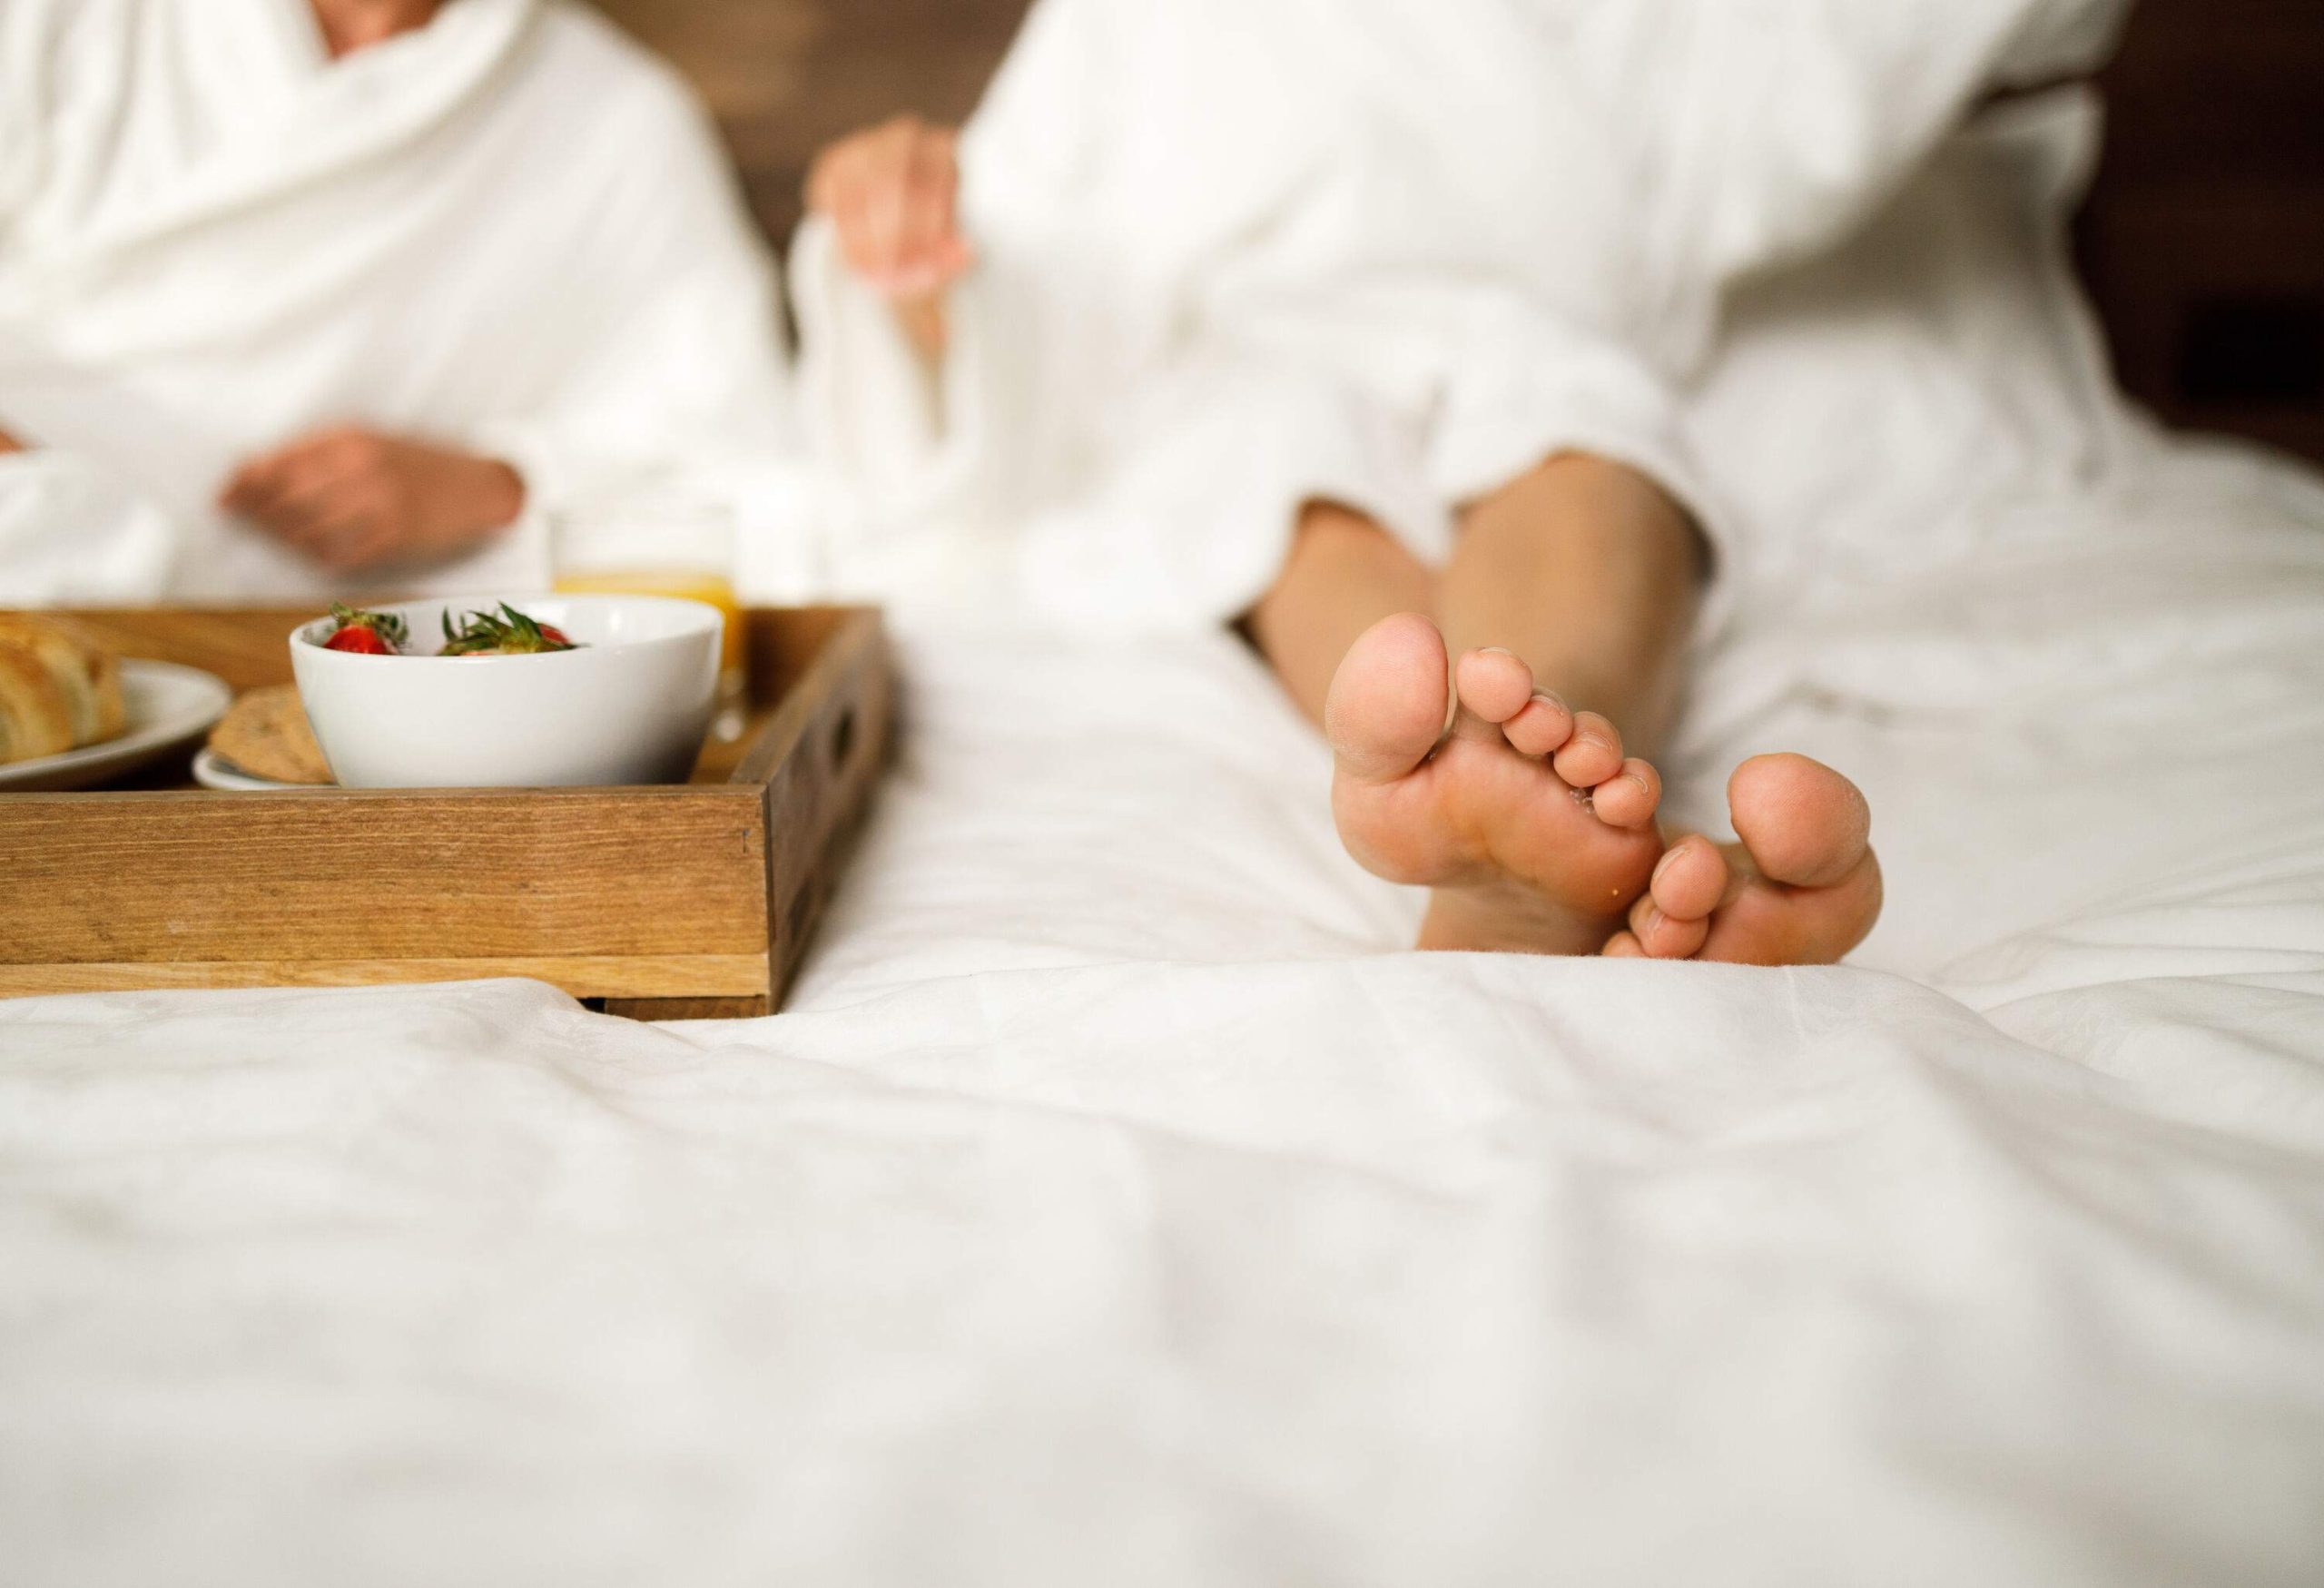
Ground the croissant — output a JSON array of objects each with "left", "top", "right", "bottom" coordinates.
[{"left": 0, "top": 615, "right": 126, "bottom": 765}]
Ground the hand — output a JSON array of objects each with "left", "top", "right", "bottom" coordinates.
[
  {"left": 806, "top": 115, "right": 970, "bottom": 360},
  {"left": 219, "top": 426, "right": 524, "bottom": 573}
]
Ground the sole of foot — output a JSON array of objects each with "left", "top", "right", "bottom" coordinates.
[
  {"left": 1325, "top": 612, "right": 1667, "bottom": 956},
  {"left": 1603, "top": 752, "right": 1882, "bottom": 965}
]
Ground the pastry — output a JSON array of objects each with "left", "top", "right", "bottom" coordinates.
[
  {"left": 207, "top": 684, "right": 334, "bottom": 784},
  {"left": 0, "top": 645, "right": 74, "bottom": 764},
  {"left": 0, "top": 613, "right": 124, "bottom": 764}
]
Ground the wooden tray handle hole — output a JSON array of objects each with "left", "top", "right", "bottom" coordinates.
[{"left": 828, "top": 705, "right": 857, "bottom": 773}]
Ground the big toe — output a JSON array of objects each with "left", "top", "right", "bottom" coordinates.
[
  {"left": 1703, "top": 754, "right": 1883, "bottom": 966},
  {"left": 1727, "top": 753, "right": 1871, "bottom": 887},
  {"left": 1324, "top": 612, "right": 1449, "bottom": 784}
]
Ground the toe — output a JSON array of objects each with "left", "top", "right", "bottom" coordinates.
[
  {"left": 1649, "top": 833, "right": 1727, "bottom": 921},
  {"left": 1601, "top": 930, "right": 1647, "bottom": 958},
  {"left": 1501, "top": 691, "right": 1575, "bottom": 757},
  {"left": 1324, "top": 613, "right": 1451, "bottom": 784},
  {"left": 1697, "top": 755, "right": 1885, "bottom": 966},
  {"left": 1452, "top": 647, "right": 1536, "bottom": 733},
  {"left": 1698, "top": 849, "right": 1884, "bottom": 966},
  {"left": 1590, "top": 756, "right": 1660, "bottom": 829},
  {"left": 1627, "top": 892, "right": 1710, "bottom": 959},
  {"left": 1551, "top": 711, "right": 1624, "bottom": 787},
  {"left": 1727, "top": 753, "right": 1871, "bottom": 887}
]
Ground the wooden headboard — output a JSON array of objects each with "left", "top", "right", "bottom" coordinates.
[
  {"left": 594, "top": 0, "right": 2324, "bottom": 466},
  {"left": 2075, "top": 0, "right": 2324, "bottom": 463}
]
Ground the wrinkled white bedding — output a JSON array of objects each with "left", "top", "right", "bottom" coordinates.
[
  {"left": 8, "top": 490, "right": 2324, "bottom": 1583},
  {"left": 10, "top": 102, "right": 2324, "bottom": 1588}
]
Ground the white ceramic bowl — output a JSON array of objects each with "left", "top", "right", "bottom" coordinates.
[{"left": 289, "top": 594, "right": 723, "bottom": 788}]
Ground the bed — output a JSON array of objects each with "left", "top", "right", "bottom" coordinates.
[
  {"left": 5, "top": 8, "right": 2324, "bottom": 1586},
  {"left": 8, "top": 581, "right": 2324, "bottom": 1583}
]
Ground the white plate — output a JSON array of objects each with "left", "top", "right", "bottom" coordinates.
[
  {"left": 0, "top": 659, "right": 233, "bottom": 792},
  {"left": 190, "top": 745, "right": 329, "bottom": 792}
]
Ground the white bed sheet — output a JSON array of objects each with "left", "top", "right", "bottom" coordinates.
[{"left": 7, "top": 449, "right": 2324, "bottom": 1583}]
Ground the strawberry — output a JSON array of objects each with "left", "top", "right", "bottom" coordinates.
[
  {"left": 438, "top": 603, "right": 580, "bottom": 656},
  {"left": 322, "top": 603, "right": 406, "bottom": 656},
  {"left": 324, "top": 625, "right": 395, "bottom": 655}
]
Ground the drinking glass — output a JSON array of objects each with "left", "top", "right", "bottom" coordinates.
[{"left": 552, "top": 491, "right": 748, "bottom": 737}]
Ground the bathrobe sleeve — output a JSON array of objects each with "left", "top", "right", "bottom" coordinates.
[
  {"left": 0, "top": 455, "right": 178, "bottom": 605},
  {"left": 0, "top": 7, "right": 159, "bottom": 601},
  {"left": 788, "top": 0, "right": 1117, "bottom": 535},
  {"left": 462, "top": 60, "right": 793, "bottom": 585},
  {"left": 793, "top": 212, "right": 1448, "bottom": 634},
  {"left": 0, "top": 3, "right": 49, "bottom": 239}
]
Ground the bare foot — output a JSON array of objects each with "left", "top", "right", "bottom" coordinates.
[
  {"left": 1327, "top": 613, "right": 1666, "bottom": 954},
  {"left": 1604, "top": 753, "right": 1882, "bottom": 964}
]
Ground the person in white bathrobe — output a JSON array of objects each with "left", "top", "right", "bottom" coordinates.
[
  {"left": 793, "top": 0, "right": 2129, "bottom": 968},
  {"left": 0, "top": 0, "right": 791, "bottom": 603}
]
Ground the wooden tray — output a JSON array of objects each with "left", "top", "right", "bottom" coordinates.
[{"left": 0, "top": 606, "right": 893, "bottom": 1019}]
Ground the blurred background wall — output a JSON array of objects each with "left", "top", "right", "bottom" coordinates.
[{"left": 591, "top": 0, "right": 2324, "bottom": 465}]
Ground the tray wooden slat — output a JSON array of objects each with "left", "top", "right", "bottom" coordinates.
[
  {"left": 0, "top": 956, "right": 769, "bottom": 1001},
  {"left": 0, "top": 788, "right": 769, "bottom": 960},
  {"left": 0, "top": 605, "right": 892, "bottom": 1016}
]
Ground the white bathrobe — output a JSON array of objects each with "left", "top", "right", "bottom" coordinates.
[
  {"left": 0, "top": 0, "right": 792, "bottom": 604},
  {"left": 792, "top": 0, "right": 2129, "bottom": 634}
]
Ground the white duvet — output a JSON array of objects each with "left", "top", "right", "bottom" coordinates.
[
  {"left": 7, "top": 74, "right": 2324, "bottom": 1588},
  {"left": 7, "top": 459, "right": 2324, "bottom": 1583},
  {"left": 6, "top": 578, "right": 2324, "bottom": 1586}
]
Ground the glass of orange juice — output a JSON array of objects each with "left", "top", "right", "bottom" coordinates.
[{"left": 553, "top": 492, "right": 748, "bottom": 738}]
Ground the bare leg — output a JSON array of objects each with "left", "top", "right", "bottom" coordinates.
[
  {"left": 1437, "top": 453, "right": 1702, "bottom": 754},
  {"left": 1246, "top": 499, "right": 1436, "bottom": 727},
  {"left": 1249, "top": 459, "right": 1699, "bottom": 740}
]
